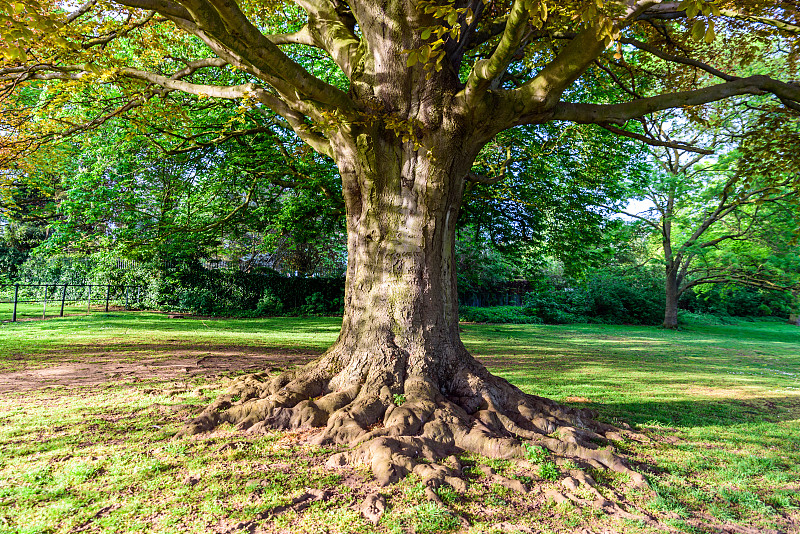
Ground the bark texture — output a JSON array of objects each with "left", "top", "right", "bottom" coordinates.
[
  {"left": 182, "top": 0, "right": 648, "bottom": 502},
  {"left": 664, "top": 265, "right": 680, "bottom": 329}
]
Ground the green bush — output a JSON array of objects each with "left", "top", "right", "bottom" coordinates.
[
  {"left": 172, "top": 268, "right": 344, "bottom": 316},
  {"left": 581, "top": 269, "right": 664, "bottom": 325},
  {"left": 254, "top": 288, "right": 284, "bottom": 316},
  {"left": 0, "top": 245, "right": 27, "bottom": 282},
  {"left": 679, "top": 285, "right": 792, "bottom": 319},
  {"left": 299, "top": 291, "right": 326, "bottom": 316},
  {"left": 521, "top": 268, "right": 664, "bottom": 325},
  {"left": 522, "top": 290, "right": 586, "bottom": 324},
  {"left": 13, "top": 252, "right": 346, "bottom": 316}
]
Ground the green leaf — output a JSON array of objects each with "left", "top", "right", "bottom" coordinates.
[
  {"left": 420, "top": 44, "right": 431, "bottom": 61},
  {"left": 704, "top": 20, "right": 716, "bottom": 43},
  {"left": 406, "top": 50, "right": 418, "bottom": 68},
  {"left": 691, "top": 19, "right": 705, "bottom": 41}
]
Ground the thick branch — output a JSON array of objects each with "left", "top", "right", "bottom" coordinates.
[
  {"left": 251, "top": 91, "right": 333, "bottom": 158},
  {"left": 720, "top": 8, "right": 800, "bottom": 35},
  {"left": 110, "top": 0, "right": 192, "bottom": 23},
  {"left": 114, "top": 0, "right": 355, "bottom": 116},
  {"left": 619, "top": 36, "right": 736, "bottom": 82},
  {"left": 119, "top": 67, "right": 257, "bottom": 99},
  {"left": 65, "top": 0, "right": 98, "bottom": 23},
  {"left": 268, "top": 26, "right": 317, "bottom": 47},
  {"left": 507, "top": 21, "right": 609, "bottom": 118},
  {"left": 466, "top": 172, "right": 503, "bottom": 185},
  {"left": 294, "top": 1, "right": 362, "bottom": 78},
  {"left": 550, "top": 76, "right": 800, "bottom": 125},
  {"left": 465, "top": 0, "right": 531, "bottom": 103},
  {"left": 167, "top": 57, "right": 228, "bottom": 79},
  {"left": 641, "top": 4, "right": 800, "bottom": 34},
  {"left": 598, "top": 124, "right": 713, "bottom": 154}
]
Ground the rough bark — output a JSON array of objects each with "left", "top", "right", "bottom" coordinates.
[{"left": 664, "top": 265, "right": 680, "bottom": 329}]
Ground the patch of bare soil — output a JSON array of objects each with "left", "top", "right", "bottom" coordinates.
[{"left": 0, "top": 343, "right": 320, "bottom": 393}]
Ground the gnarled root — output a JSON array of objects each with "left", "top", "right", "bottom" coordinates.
[{"left": 182, "top": 352, "right": 648, "bottom": 500}]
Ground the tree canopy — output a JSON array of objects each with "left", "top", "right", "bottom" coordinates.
[{"left": 2, "top": 0, "right": 799, "bottom": 161}]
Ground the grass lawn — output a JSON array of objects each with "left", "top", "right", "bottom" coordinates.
[
  {"left": 0, "top": 312, "right": 797, "bottom": 533},
  {"left": 0, "top": 303, "right": 103, "bottom": 322},
  {"left": 0, "top": 303, "right": 143, "bottom": 322}
]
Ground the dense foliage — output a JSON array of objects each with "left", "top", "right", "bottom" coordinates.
[{"left": 1, "top": 0, "right": 798, "bottom": 326}]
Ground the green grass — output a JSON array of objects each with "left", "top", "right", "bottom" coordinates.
[
  {"left": 0, "top": 313, "right": 798, "bottom": 533},
  {"left": 0, "top": 303, "right": 105, "bottom": 322},
  {"left": 0, "top": 312, "right": 339, "bottom": 372}
]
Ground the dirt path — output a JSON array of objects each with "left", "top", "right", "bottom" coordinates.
[{"left": 0, "top": 343, "right": 320, "bottom": 393}]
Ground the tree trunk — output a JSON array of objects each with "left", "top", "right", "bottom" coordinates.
[
  {"left": 664, "top": 266, "right": 680, "bottom": 329},
  {"left": 181, "top": 126, "right": 646, "bottom": 490},
  {"left": 327, "top": 129, "right": 471, "bottom": 398}
]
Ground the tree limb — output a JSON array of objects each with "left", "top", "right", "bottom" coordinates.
[
  {"left": 112, "top": 0, "right": 356, "bottom": 116},
  {"left": 618, "top": 36, "right": 736, "bottom": 82},
  {"left": 549, "top": 76, "right": 800, "bottom": 125},
  {"left": 598, "top": 123, "right": 713, "bottom": 154},
  {"left": 465, "top": 0, "right": 531, "bottom": 104},
  {"left": 293, "top": 1, "right": 362, "bottom": 78}
]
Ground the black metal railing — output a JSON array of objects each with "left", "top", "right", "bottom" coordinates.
[{"left": 1, "top": 284, "right": 144, "bottom": 322}]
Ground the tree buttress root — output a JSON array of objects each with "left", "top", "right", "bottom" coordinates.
[{"left": 181, "top": 351, "right": 662, "bottom": 526}]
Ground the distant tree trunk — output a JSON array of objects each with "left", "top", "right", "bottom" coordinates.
[{"left": 664, "top": 265, "right": 680, "bottom": 329}]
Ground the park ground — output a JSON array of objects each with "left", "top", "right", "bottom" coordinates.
[{"left": 0, "top": 313, "right": 798, "bottom": 534}]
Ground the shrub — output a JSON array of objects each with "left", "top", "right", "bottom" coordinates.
[
  {"left": 254, "top": 289, "right": 284, "bottom": 316},
  {"left": 522, "top": 289, "right": 587, "bottom": 324},
  {"left": 581, "top": 269, "right": 664, "bottom": 325},
  {"left": 680, "top": 285, "right": 792, "bottom": 318},
  {"left": 179, "top": 288, "right": 217, "bottom": 315},
  {"left": 0, "top": 245, "right": 27, "bottom": 281},
  {"left": 522, "top": 268, "right": 664, "bottom": 325},
  {"left": 299, "top": 291, "right": 326, "bottom": 316}
]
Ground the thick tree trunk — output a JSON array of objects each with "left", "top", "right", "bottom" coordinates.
[
  {"left": 326, "top": 130, "right": 470, "bottom": 396},
  {"left": 180, "top": 13, "right": 647, "bottom": 489},
  {"left": 181, "top": 127, "right": 646, "bottom": 493},
  {"left": 664, "top": 266, "right": 680, "bottom": 329}
]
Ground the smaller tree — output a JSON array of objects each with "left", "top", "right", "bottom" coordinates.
[{"left": 620, "top": 119, "right": 800, "bottom": 328}]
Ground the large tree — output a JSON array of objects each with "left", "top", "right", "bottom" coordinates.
[{"left": 3, "top": 0, "right": 800, "bottom": 492}]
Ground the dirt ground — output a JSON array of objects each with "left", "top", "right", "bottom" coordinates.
[{"left": 0, "top": 342, "right": 320, "bottom": 393}]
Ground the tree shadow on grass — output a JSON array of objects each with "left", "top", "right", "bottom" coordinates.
[
  {"left": 11, "top": 312, "right": 343, "bottom": 333},
  {"left": 595, "top": 396, "right": 800, "bottom": 428}
]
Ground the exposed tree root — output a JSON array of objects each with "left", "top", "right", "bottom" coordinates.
[
  {"left": 181, "top": 349, "right": 663, "bottom": 526},
  {"left": 185, "top": 355, "right": 642, "bottom": 465}
]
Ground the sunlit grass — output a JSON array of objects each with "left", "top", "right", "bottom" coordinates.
[{"left": 0, "top": 314, "right": 798, "bottom": 532}]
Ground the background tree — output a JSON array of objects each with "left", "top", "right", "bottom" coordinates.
[
  {"left": 461, "top": 121, "right": 649, "bottom": 273},
  {"left": 2, "top": 0, "right": 800, "bottom": 492},
  {"left": 619, "top": 112, "right": 800, "bottom": 328}
]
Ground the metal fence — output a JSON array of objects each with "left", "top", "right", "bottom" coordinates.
[{"left": 1, "top": 284, "right": 144, "bottom": 322}]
